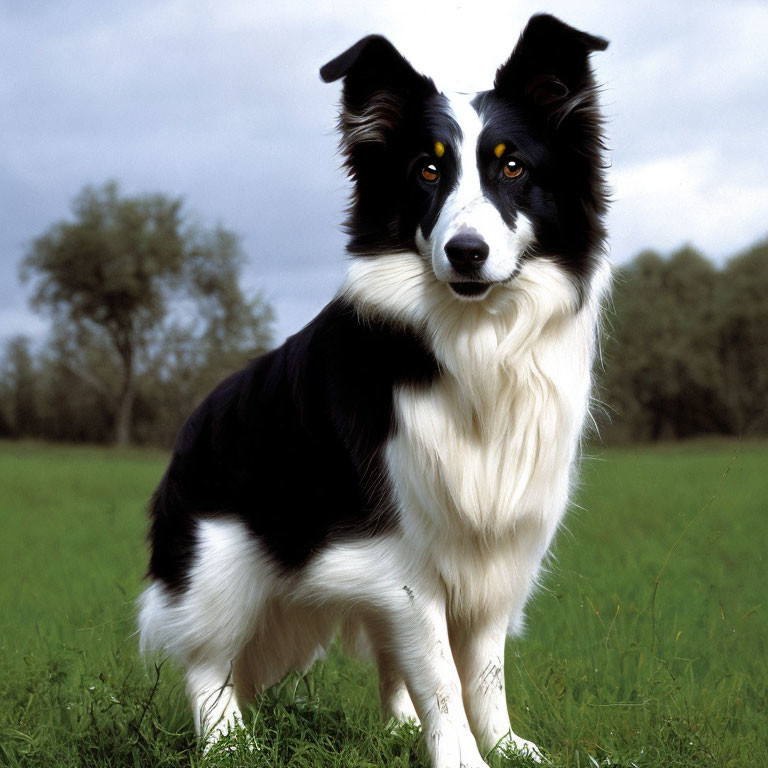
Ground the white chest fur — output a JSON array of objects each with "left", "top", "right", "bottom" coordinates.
[{"left": 344, "top": 254, "right": 607, "bottom": 619}]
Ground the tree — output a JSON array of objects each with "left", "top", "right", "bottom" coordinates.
[
  {"left": 35, "top": 329, "right": 116, "bottom": 443},
  {"left": 21, "top": 181, "right": 273, "bottom": 445},
  {"left": 601, "top": 246, "right": 726, "bottom": 441},
  {"left": 0, "top": 336, "right": 40, "bottom": 438},
  {"left": 717, "top": 238, "right": 768, "bottom": 435}
]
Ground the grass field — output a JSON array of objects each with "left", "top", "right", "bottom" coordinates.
[{"left": 0, "top": 440, "right": 765, "bottom": 767}]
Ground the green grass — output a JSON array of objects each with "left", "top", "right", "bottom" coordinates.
[{"left": 0, "top": 439, "right": 765, "bottom": 766}]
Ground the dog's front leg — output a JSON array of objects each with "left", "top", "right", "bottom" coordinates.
[
  {"left": 370, "top": 588, "right": 490, "bottom": 768},
  {"left": 450, "top": 615, "right": 542, "bottom": 762}
]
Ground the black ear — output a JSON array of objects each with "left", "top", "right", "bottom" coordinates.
[
  {"left": 320, "top": 35, "right": 412, "bottom": 85},
  {"left": 320, "top": 34, "right": 434, "bottom": 96},
  {"left": 494, "top": 14, "right": 608, "bottom": 124},
  {"left": 320, "top": 35, "right": 436, "bottom": 147}
]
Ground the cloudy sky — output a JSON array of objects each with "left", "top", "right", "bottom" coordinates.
[{"left": 2, "top": 0, "right": 767, "bottom": 345}]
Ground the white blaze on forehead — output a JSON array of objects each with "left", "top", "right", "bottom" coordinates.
[
  {"left": 422, "top": 93, "right": 534, "bottom": 286},
  {"left": 446, "top": 92, "right": 486, "bottom": 207}
]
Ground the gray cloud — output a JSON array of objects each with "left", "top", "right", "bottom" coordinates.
[{"left": 2, "top": 0, "right": 767, "bottom": 346}]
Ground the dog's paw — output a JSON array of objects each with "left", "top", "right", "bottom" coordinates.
[
  {"left": 498, "top": 733, "right": 544, "bottom": 763},
  {"left": 429, "top": 729, "right": 491, "bottom": 768}
]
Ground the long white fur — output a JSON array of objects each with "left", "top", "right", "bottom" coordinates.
[{"left": 138, "top": 91, "right": 610, "bottom": 768}]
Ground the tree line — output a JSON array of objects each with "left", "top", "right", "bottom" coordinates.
[
  {"left": 599, "top": 240, "right": 768, "bottom": 442},
  {"left": 0, "top": 182, "right": 766, "bottom": 445}
]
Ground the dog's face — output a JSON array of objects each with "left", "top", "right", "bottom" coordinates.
[{"left": 321, "top": 14, "right": 608, "bottom": 302}]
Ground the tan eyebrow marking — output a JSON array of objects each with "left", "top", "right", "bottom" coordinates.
[
  {"left": 434, "top": 141, "right": 445, "bottom": 158},
  {"left": 494, "top": 143, "right": 506, "bottom": 158}
]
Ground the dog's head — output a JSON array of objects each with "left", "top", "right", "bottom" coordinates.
[{"left": 321, "top": 14, "right": 609, "bottom": 304}]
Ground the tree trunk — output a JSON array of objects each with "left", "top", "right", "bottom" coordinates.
[
  {"left": 114, "top": 345, "right": 135, "bottom": 446},
  {"left": 114, "top": 384, "right": 135, "bottom": 446}
]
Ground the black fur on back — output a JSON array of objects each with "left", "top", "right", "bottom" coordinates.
[{"left": 147, "top": 298, "right": 437, "bottom": 592}]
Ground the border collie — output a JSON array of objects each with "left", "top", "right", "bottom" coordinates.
[{"left": 139, "top": 14, "right": 609, "bottom": 767}]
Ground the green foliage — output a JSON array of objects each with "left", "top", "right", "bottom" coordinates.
[
  {"left": 0, "top": 336, "right": 40, "bottom": 438},
  {"left": 716, "top": 239, "right": 768, "bottom": 435},
  {"left": 22, "top": 182, "right": 186, "bottom": 337},
  {"left": 600, "top": 238, "right": 768, "bottom": 442},
  {"left": 10, "top": 181, "right": 273, "bottom": 446},
  {"left": 0, "top": 441, "right": 766, "bottom": 766}
]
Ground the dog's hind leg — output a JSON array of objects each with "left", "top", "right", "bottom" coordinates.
[
  {"left": 231, "top": 601, "right": 336, "bottom": 705},
  {"left": 186, "top": 660, "right": 243, "bottom": 747},
  {"left": 342, "top": 614, "right": 420, "bottom": 725},
  {"left": 375, "top": 644, "right": 421, "bottom": 726},
  {"left": 140, "top": 518, "right": 281, "bottom": 748}
]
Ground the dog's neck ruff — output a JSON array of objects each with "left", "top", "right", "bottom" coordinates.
[
  {"left": 344, "top": 254, "right": 607, "bottom": 532},
  {"left": 342, "top": 251, "right": 594, "bottom": 379}
]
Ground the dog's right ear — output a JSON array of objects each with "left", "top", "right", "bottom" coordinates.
[
  {"left": 494, "top": 14, "right": 608, "bottom": 126},
  {"left": 320, "top": 36, "right": 436, "bottom": 147}
]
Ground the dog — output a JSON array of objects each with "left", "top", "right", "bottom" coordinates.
[{"left": 138, "top": 13, "right": 609, "bottom": 767}]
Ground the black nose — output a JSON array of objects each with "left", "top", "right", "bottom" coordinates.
[{"left": 444, "top": 233, "right": 489, "bottom": 275}]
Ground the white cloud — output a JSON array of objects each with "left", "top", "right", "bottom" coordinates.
[{"left": 611, "top": 148, "right": 768, "bottom": 261}]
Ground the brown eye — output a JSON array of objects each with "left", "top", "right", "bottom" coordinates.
[
  {"left": 421, "top": 163, "right": 439, "bottom": 183},
  {"left": 503, "top": 160, "right": 523, "bottom": 179}
]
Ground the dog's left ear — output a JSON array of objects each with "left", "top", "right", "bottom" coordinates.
[
  {"left": 320, "top": 36, "right": 436, "bottom": 148},
  {"left": 320, "top": 34, "right": 435, "bottom": 102},
  {"left": 494, "top": 14, "right": 608, "bottom": 124}
]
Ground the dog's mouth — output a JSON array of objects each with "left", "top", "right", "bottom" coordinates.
[
  {"left": 448, "top": 268, "right": 521, "bottom": 300},
  {"left": 449, "top": 282, "right": 492, "bottom": 299}
]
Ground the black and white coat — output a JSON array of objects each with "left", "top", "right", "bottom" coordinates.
[{"left": 139, "top": 14, "right": 610, "bottom": 768}]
